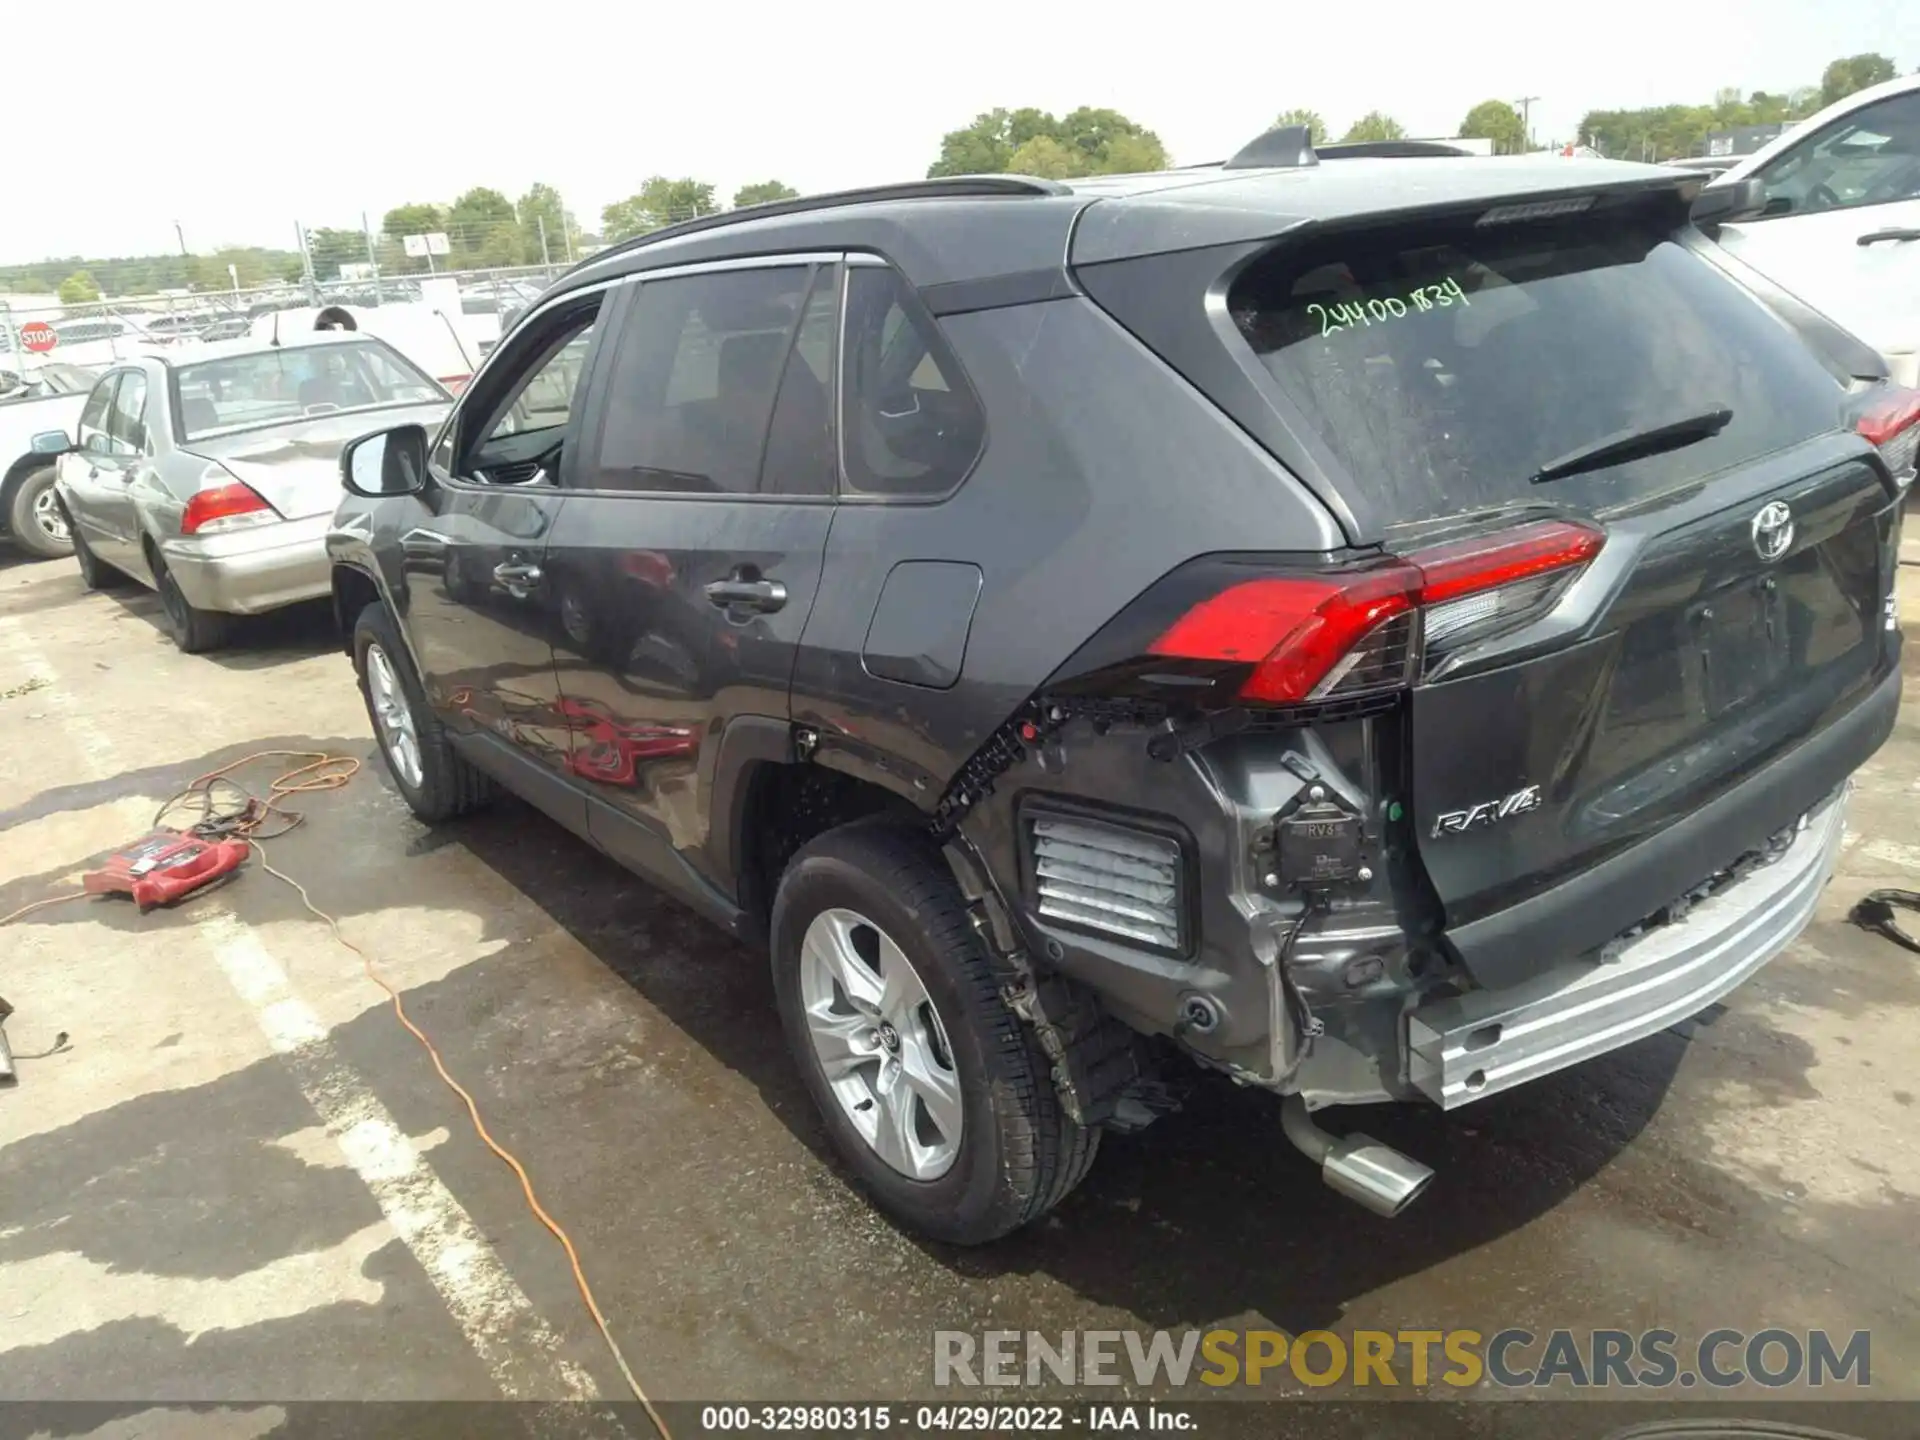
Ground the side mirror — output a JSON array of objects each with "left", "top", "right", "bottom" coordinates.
[
  {"left": 28, "top": 430, "right": 72, "bottom": 456},
  {"left": 341, "top": 423, "right": 429, "bottom": 498},
  {"left": 1691, "top": 177, "right": 1767, "bottom": 228}
]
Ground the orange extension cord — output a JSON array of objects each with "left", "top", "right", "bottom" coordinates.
[{"left": 2, "top": 751, "right": 671, "bottom": 1438}]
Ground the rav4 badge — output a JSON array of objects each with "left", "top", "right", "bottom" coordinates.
[{"left": 1433, "top": 785, "right": 1543, "bottom": 838}]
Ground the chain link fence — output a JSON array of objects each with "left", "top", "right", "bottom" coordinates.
[{"left": 0, "top": 205, "right": 734, "bottom": 388}]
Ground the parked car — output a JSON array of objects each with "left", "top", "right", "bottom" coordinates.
[
  {"left": 0, "top": 362, "right": 100, "bottom": 557},
  {"left": 1709, "top": 73, "right": 1920, "bottom": 387},
  {"left": 196, "top": 315, "right": 254, "bottom": 343},
  {"left": 327, "top": 145, "right": 1912, "bottom": 1245},
  {"left": 142, "top": 311, "right": 214, "bottom": 341},
  {"left": 248, "top": 302, "right": 492, "bottom": 393},
  {"left": 45, "top": 332, "right": 447, "bottom": 649}
]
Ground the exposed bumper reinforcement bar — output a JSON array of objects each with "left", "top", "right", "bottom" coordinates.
[{"left": 1408, "top": 786, "right": 1847, "bottom": 1109}]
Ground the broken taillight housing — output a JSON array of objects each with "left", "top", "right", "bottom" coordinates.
[
  {"left": 1859, "top": 385, "right": 1920, "bottom": 486},
  {"left": 1056, "top": 519, "right": 1605, "bottom": 708}
]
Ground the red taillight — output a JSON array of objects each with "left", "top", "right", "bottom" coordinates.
[
  {"left": 181, "top": 482, "right": 275, "bottom": 536},
  {"left": 1150, "top": 568, "right": 1418, "bottom": 703},
  {"left": 1414, "top": 520, "right": 1606, "bottom": 605},
  {"left": 1146, "top": 519, "right": 1603, "bottom": 704},
  {"left": 1859, "top": 386, "right": 1920, "bottom": 480}
]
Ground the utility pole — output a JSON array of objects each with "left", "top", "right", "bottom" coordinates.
[
  {"left": 363, "top": 211, "right": 383, "bottom": 305},
  {"left": 1513, "top": 96, "right": 1541, "bottom": 150},
  {"left": 295, "top": 221, "right": 317, "bottom": 302},
  {"left": 538, "top": 214, "right": 551, "bottom": 268}
]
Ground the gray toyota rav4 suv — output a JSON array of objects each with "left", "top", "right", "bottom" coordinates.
[{"left": 328, "top": 130, "right": 1913, "bottom": 1244}]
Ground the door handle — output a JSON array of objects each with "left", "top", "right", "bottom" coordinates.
[
  {"left": 493, "top": 561, "right": 543, "bottom": 587},
  {"left": 1857, "top": 227, "right": 1920, "bottom": 246},
  {"left": 704, "top": 578, "right": 788, "bottom": 612}
]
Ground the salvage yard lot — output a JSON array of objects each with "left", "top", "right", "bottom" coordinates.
[{"left": 2, "top": 547, "right": 1919, "bottom": 1410}]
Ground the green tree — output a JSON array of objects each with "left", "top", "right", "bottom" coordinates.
[
  {"left": 927, "top": 106, "right": 1167, "bottom": 178},
  {"left": 1577, "top": 102, "right": 1718, "bottom": 161},
  {"left": 1821, "top": 53, "right": 1896, "bottom": 107},
  {"left": 1057, "top": 106, "right": 1167, "bottom": 169},
  {"left": 1007, "top": 135, "right": 1081, "bottom": 178},
  {"left": 381, "top": 202, "right": 446, "bottom": 241},
  {"left": 516, "top": 183, "right": 571, "bottom": 264},
  {"left": 1459, "top": 100, "right": 1529, "bottom": 154},
  {"left": 1341, "top": 111, "right": 1407, "bottom": 143},
  {"left": 57, "top": 270, "right": 100, "bottom": 304},
  {"left": 445, "top": 187, "right": 519, "bottom": 266},
  {"left": 927, "top": 107, "right": 1055, "bottom": 176},
  {"left": 733, "top": 180, "right": 800, "bottom": 208},
  {"left": 601, "top": 178, "right": 718, "bottom": 242},
  {"left": 303, "top": 227, "right": 367, "bottom": 280},
  {"left": 1273, "top": 108, "right": 1328, "bottom": 145}
]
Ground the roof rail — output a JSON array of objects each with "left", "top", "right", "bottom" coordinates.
[
  {"left": 564, "top": 175, "right": 1070, "bottom": 277},
  {"left": 1218, "top": 129, "right": 1479, "bottom": 171},
  {"left": 1223, "top": 125, "right": 1318, "bottom": 170},
  {"left": 1317, "top": 139, "right": 1477, "bottom": 159}
]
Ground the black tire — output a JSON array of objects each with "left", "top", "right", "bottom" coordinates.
[
  {"left": 69, "top": 515, "right": 121, "bottom": 591},
  {"left": 7, "top": 466, "right": 73, "bottom": 559},
  {"left": 352, "top": 601, "right": 493, "bottom": 823},
  {"left": 151, "top": 549, "right": 232, "bottom": 653},
  {"left": 771, "top": 821, "right": 1099, "bottom": 1245}
]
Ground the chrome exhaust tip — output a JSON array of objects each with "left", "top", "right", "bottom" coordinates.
[{"left": 1281, "top": 1096, "right": 1434, "bottom": 1217}]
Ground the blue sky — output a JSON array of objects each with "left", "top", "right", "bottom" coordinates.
[{"left": 3, "top": 0, "right": 1915, "bottom": 262}]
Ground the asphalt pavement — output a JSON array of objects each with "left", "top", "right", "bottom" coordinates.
[{"left": 2, "top": 543, "right": 1918, "bottom": 1431}]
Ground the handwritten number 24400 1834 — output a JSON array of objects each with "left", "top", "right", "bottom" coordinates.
[{"left": 1308, "top": 277, "right": 1470, "bottom": 337}]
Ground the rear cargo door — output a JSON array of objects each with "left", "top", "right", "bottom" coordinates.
[{"left": 1226, "top": 201, "right": 1901, "bottom": 975}]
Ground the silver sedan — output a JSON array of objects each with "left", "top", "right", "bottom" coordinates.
[{"left": 47, "top": 332, "right": 449, "bottom": 652}]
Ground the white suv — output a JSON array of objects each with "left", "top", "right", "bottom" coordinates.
[{"left": 1711, "top": 74, "right": 1920, "bottom": 388}]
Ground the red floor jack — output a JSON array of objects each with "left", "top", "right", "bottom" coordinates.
[{"left": 84, "top": 829, "right": 250, "bottom": 911}]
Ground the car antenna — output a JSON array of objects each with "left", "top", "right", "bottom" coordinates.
[
  {"left": 432, "top": 308, "right": 476, "bottom": 373},
  {"left": 270, "top": 308, "right": 281, "bottom": 348}
]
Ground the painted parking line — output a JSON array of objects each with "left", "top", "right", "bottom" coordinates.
[{"left": 0, "top": 614, "right": 594, "bottom": 1400}]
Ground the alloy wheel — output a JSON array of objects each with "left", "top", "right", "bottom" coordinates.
[
  {"left": 798, "top": 907, "right": 964, "bottom": 1180},
  {"left": 365, "top": 642, "right": 425, "bottom": 789},
  {"left": 32, "top": 486, "right": 69, "bottom": 545}
]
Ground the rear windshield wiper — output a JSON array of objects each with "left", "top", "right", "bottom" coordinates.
[{"left": 1530, "top": 406, "right": 1734, "bottom": 485}]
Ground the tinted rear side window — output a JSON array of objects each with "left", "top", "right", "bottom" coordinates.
[
  {"left": 586, "top": 266, "right": 814, "bottom": 495},
  {"left": 1229, "top": 212, "right": 1844, "bottom": 523},
  {"left": 841, "top": 267, "right": 984, "bottom": 498}
]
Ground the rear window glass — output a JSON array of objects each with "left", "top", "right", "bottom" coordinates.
[
  {"left": 1229, "top": 211, "right": 1844, "bottom": 523},
  {"left": 174, "top": 341, "right": 441, "bottom": 438}
]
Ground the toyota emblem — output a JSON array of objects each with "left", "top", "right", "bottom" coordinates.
[{"left": 1751, "top": 500, "right": 1794, "bottom": 562}]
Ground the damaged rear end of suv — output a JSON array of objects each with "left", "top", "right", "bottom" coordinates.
[
  {"left": 934, "top": 145, "right": 1910, "bottom": 1225},
  {"left": 333, "top": 139, "right": 1911, "bottom": 1246}
]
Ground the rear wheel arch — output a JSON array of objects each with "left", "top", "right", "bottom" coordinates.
[{"left": 728, "top": 753, "right": 921, "bottom": 942}]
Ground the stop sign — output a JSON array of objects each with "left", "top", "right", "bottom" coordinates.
[{"left": 20, "top": 321, "right": 56, "bottom": 353}]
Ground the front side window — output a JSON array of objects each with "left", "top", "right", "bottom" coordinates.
[
  {"left": 482, "top": 311, "right": 599, "bottom": 443},
  {"left": 105, "top": 372, "right": 148, "bottom": 455},
  {"left": 172, "top": 340, "right": 442, "bottom": 439},
  {"left": 76, "top": 376, "right": 117, "bottom": 453},
  {"left": 1755, "top": 91, "right": 1920, "bottom": 216},
  {"left": 580, "top": 265, "right": 819, "bottom": 495},
  {"left": 840, "top": 267, "right": 984, "bottom": 498}
]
